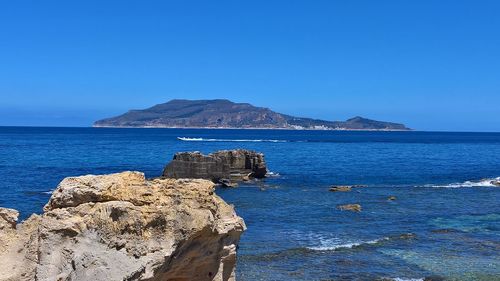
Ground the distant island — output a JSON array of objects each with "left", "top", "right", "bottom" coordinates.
[{"left": 94, "top": 99, "right": 410, "bottom": 130}]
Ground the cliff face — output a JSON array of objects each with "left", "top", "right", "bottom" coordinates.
[
  {"left": 94, "top": 99, "right": 410, "bottom": 130},
  {"left": 0, "top": 172, "right": 245, "bottom": 281}
]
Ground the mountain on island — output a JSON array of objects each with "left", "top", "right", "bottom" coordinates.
[{"left": 94, "top": 99, "right": 410, "bottom": 130}]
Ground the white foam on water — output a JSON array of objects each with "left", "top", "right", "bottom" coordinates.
[
  {"left": 266, "top": 171, "right": 280, "bottom": 177},
  {"left": 392, "top": 278, "right": 424, "bottom": 281},
  {"left": 423, "top": 177, "right": 499, "bottom": 188},
  {"left": 177, "top": 137, "right": 287, "bottom": 143},
  {"left": 43, "top": 190, "right": 54, "bottom": 194},
  {"left": 307, "top": 236, "right": 389, "bottom": 251},
  {"left": 177, "top": 137, "right": 204, "bottom": 141}
]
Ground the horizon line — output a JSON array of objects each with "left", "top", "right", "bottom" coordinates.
[{"left": 1, "top": 125, "right": 499, "bottom": 133}]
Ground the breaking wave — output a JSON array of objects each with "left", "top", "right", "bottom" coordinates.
[
  {"left": 307, "top": 237, "right": 389, "bottom": 251},
  {"left": 423, "top": 177, "right": 499, "bottom": 188},
  {"left": 177, "top": 137, "right": 288, "bottom": 143}
]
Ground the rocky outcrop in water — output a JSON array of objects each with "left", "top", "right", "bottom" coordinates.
[
  {"left": 0, "top": 171, "right": 245, "bottom": 281},
  {"left": 163, "top": 150, "right": 267, "bottom": 186},
  {"left": 337, "top": 204, "right": 362, "bottom": 212},
  {"left": 329, "top": 186, "right": 352, "bottom": 192}
]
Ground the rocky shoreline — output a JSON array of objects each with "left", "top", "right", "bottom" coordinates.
[
  {"left": 0, "top": 149, "right": 268, "bottom": 281},
  {"left": 3, "top": 148, "right": 492, "bottom": 280}
]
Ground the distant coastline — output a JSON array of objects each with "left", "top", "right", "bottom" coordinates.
[
  {"left": 93, "top": 124, "right": 411, "bottom": 131},
  {"left": 94, "top": 99, "right": 411, "bottom": 131}
]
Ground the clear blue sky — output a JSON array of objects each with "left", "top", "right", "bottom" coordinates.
[{"left": 0, "top": 0, "right": 499, "bottom": 131}]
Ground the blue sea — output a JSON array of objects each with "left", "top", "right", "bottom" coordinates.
[{"left": 1, "top": 127, "right": 499, "bottom": 281}]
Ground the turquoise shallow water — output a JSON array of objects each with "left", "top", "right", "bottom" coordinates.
[{"left": 0, "top": 127, "right": 499, "bottom": 280}]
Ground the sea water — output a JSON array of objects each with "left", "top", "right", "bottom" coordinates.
[{"left": 0, "top": 127, "right": 499, "bottom": 280}]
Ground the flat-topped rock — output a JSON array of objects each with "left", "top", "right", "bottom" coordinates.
[
  {"left": 329, "top": 186, "right": 352, "bottom": 192},
  {"left": 337, "top": 204, "right": 362, "bottom": 212},
  {"left": 0, "top": 171, "right": 245, "bottom": 281},
  {"left": 162, "top": 149, "right": 267, "bottom": 185}
]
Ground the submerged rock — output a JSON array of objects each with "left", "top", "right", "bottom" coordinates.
[
  {"left": 431, "top": 228, "right": 456, "bottom": 234},
  {"left": 328, "top": 184, "right": 367, "bottom": 192},
  {"left": 162, "top": 150, "right": 267, "bottom": 187},
  {"left": 377, "top": 277, "right": 444, "bottom": 281},
  {"left": 424, "top": 275, "right": 446, "bottom": 281},
  {"left": 337, "top": 204, "right": 362, "bottom": 212},
  {"left": 218, "top": 178, "right": 239, "bottom": 188},
  {"left": 490, "top": 179, "right": 500, "bottom": 186},
  {"left": 329, "top": 186, "right": 352, "bottom": 192},
  {"left": 0, "top": 171, "right": 245, "bottom": 281},
  {"left": 398, "top": 233, "right": 417, "bottom": 240}
]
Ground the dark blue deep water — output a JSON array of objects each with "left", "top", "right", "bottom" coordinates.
[{"left": 1, "top": 127, "right": 499, "bottom": 281}]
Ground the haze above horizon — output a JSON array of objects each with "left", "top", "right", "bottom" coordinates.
[{"left": 0, "top": 0, "right": 499, "bottom": 131}]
